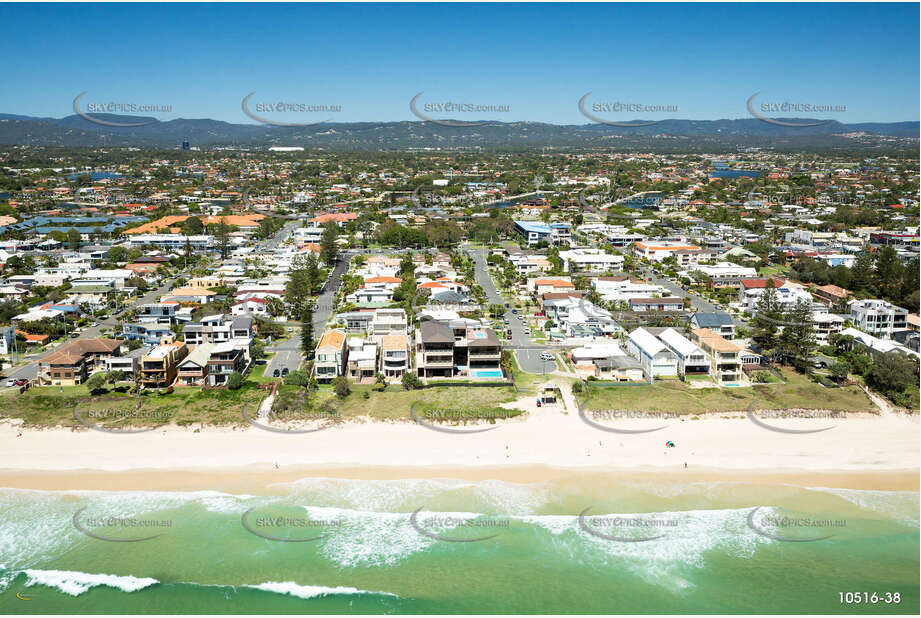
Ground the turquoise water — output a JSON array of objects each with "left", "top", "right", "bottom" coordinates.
[
  {"left": 472, "top": 370, "right": 503, "bottom": 378},
  {"left": 0, "top": 478, "right": 917, "bottom": 614}
]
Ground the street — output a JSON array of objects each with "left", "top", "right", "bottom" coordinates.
[
  {"left": 470, "top": 248, "right": 551, "bottom": 374},
  {"left": 642, "top": 268, "right": 746, "bottom": 327}
]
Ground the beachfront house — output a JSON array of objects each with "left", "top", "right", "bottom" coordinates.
[
  {"left": 658, "top": 328, "right": 710, "bottom": 377},
  {"left": 314, "top": 329, "right": 348, "bottom": 383},
  {"left": 690, "top": 328, "right": 743, "bottom": 386},
  {"left": 626, "top": 327, "right": 678, "bottom": 380}
]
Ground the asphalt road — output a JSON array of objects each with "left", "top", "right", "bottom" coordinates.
[
  {"left": 470, "top": 248, "right": 552, "bottom": 374},
  {"left": 642, "top": 268, "right": 746, "bottom": 327},
  {"left": 264, "top": 252, "right": 348, "bottom": 378},
  {"left": 2, "top": 274, "right": 183, "bottom": 386}
]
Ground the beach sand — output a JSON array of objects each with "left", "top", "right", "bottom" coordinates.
[{"left": 1, "top": 393, "right": 918, "bottom": 492}]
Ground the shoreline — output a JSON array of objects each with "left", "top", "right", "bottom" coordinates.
[{"left": 0, "top": 464, "right": 917, "bottom": 493}]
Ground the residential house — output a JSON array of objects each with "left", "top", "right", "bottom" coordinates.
[
  {"left": 690, "top": 312, "right": 736, "bottom": 338},
  {"left": 380, "top": 334, "right": 410, "bottom": 380},
  {"left": 314, "top": 329, "right": 348, "bottom": 382},
  {"left": 626, "top": 328, "right": 678, "bottom": 379},
  {"left": 140, "top": 341, "right": 188, "bottom": 388},
  {"left": 691, "top": 328, "right": 743, "bottom": 385},
  {"left": 658, "top": 328, "right": 710, "bottom": 376},
  {"left": 629, "top": 297, "right": 684, "bottom": 312},
  {"left": 122, "top": 322, "right": 173, "bottom": 346},
  {"left": 371, "top": 308, "right": 408, "bottom": 336},
  {"left": 848, "top": 299, "right": 909, "bottom": 338},
  {"left": 176, "top": 343, "right": 215, "bottom": 386},
  {"left": 346, "top": 338, "right": 378, "bottom": 381}
]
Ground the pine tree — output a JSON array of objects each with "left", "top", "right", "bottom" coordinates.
[
  {"left": 300, "top": 307, "right": 315, "bottom": 359},
  {"left": 320, "top": 221, "right": 339, "bottom": 265},
  {"left": 751, "top": 280, "right": 781, "bottom": 363},
  {"left": 779, "top": 298, "right": 816, "bottom": 372}
]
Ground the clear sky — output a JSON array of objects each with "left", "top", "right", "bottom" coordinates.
[{"left": 1, "top": 2, "right": 918, "bottom": 125}]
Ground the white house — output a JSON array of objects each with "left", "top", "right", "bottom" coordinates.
[
  {"left": 626, "top": 327, "right": 678, "bottom": 379},
  {"left": 658, "top": 328, "right": 709, "bottom": 376}
]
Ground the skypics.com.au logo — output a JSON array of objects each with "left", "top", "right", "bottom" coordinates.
[
  {"left": 409, "top": 92, "right": 510, "bottom": 127},
  {"left": 578, "top": 93, "right": 678, "bottom": 127},
  {"left": 72, "top": 92, "right": 170, "bottom": 127},
  {"left": 241, "top": 92, "right": 341, "bottom": 127}
]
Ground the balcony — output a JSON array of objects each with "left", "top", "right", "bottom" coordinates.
[{"left": 422, "top": 355, "right": 453, "bottom": 366}]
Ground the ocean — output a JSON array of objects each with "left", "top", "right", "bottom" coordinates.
[{"left": 0, "top": 477, "right": 917, "bottom": 614}]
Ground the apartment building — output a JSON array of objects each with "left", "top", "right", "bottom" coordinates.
[
  {"left": 183, "top": 314, "right": 254, "bottom": 345},
  {"left": 848, "top": 299, "right": 909, "bottom": 338},
  {"left": 514, "top": 220, "right": 571, "bottom": 246},
  {"left": 314, "top": 329, "right": 348, "bottom": 382},
  {"left": 371, "top": 308, "right": 408, "bottom": 336},
  {"left": 37, "top": 338, "right": 122, "bottom": 386},
  {"left": 415, "top": 320, "right": 501, "bottom": 379},
  {"left": 558, "top": 248, "right": 625, "bottom": 273},
  {"left": 812, "top": 311, "right": 846, "bottom": 345},
  {"left": 633, "top": 241, "right": 703, "bottom": 263},
  {"left": 592, "top": 276, "right": 665, "bottom": 302},
  {"left": 140, "top": 342, "right": 189, "bottom": 388},
  {"left": 690, "top": 262, "right": 758, "bottom": 287},
  {"left": 204, "top": 341, "right": 249, "bottom": 386},
  {"left": 691, "top": 328, "right": 742, "bottom": 386}
]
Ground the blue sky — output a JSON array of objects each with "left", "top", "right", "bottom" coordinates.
[{"left": 1, "top": 2, "right": 917, "bottom": 124}]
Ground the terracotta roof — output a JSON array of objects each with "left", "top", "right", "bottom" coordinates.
[
  {"left": 381, "top": 335, "right": 408, "bottom": 351},
  {"left": 691, "top": 328, "right": 741, "bottom": 353},
  {"left": 123, "top": 214, "right": 264, "bottom": 234},
  {"left": 535, "top": 279, "right": 574, "bottom": 287},
  {"left": 814, "top": 284, "right": 850, "bottom": 298},
  {"left": 739, "top": 277, "right": 787, "bottom": 289},
  {"left": 40, "top": 337, "right": 121, "bottom": 365},
  {"left": 364, "top": 276, "right": 402, "bottom": 284},
  {"left": 317, "top": 329, "right": 346, "bottom": 350}
]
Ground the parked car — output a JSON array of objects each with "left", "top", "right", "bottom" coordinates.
[
  {"left": 281, "top": 368, "right": 289, "bottom": 377},
  {"left": 273, "top": 369, "right": 280, "bottom": 377},
  {"left": 4, "top": 378, "right": 16, "bottom": 387},
  {"left": 539, "top": 352, "right": 554, "bottom": 361},
  {"left": 512, "top": 309, "right": 518, "bottom": 314},
  {"left": 14, "top": 379, "right": 27, "bottom": 386}
]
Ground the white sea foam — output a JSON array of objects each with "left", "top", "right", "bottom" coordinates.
[
  {"left": 246, "top": 581, "right": 397, "bottom": 599},
  {"left": 805, "top": 486, "right": 920, "bottom": 525},
  {"left": 520, "top": 507, "right": 770, "bottom": 592},
  {"left": 22, "top": 569, "right": 158, "bottom": 596}
]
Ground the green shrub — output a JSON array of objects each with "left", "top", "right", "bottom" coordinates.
[{"left": 226, "top": 371, "right": 244, "bottom": 390}]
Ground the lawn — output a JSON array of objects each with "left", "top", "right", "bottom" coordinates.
[
  {"left": 758, "top": 265, "right": 789, "bottom": 277},
  {"left": 579, "top": 369, "right": 875, "bottom": 414},
  {"left": 335, "top": 383, "right": 523, "bottom": 419},
  {"left": 1, "top": 382, "right": 266, "bottom": 429}
]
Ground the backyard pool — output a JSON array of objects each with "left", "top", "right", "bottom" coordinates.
[{"left": 472, "top": 370, "right": 504, "bottom": 378}]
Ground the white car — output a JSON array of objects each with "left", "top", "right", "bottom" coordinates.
[
  {"left": 4, "top": 378, "right": 17, "bottom": 387},
  {"left": 539, "top": 352, "right": 554, "bottom": 361}
]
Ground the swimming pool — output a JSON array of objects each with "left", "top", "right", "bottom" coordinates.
[{"left": 472, "top": 370, "right": 503, "bottom": 378}]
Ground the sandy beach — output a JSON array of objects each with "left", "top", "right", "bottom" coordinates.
[{"left": 2, "top": 391, "right": 918, "bottom": 491}]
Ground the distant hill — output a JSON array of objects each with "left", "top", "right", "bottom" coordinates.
[{"left": 0, "top": 112, "right": 916, "bottom": 151}]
